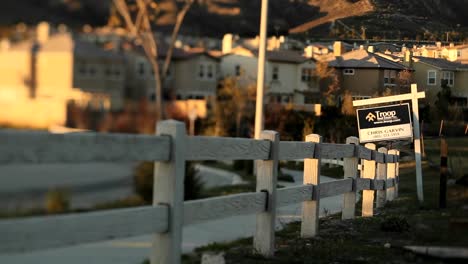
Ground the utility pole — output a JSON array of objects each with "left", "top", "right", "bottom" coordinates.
[{"left": 254, "top": 0, "right": 269, "bottom": 140}]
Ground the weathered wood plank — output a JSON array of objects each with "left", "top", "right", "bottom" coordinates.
[
  {"left": 376, "top": 147, "right": 388, "bottom": 208},
  {"left": 386, "top": 178, "right": 395, "bottom": 188},
  {"left": 320, "top": 143, "right": 355, "bottom": 159},
  {"left": 362, "top": 143, "right": 376, "bottom": 217},
  {"left": 342, "top": 136, "right": 359, "bottom": 220},
  {"left": 152, "top": 120, "right": 186, "bottom": 264},
  {"left": 373, "top": 179, "right": 386, "bottom": 190},
  {"left": 358, "top": 146, "right": 372, "bottom": 160},
  {"left": 183, "top": 192, "right": 266, "bottom": 225},
  {"left": 0, "top": 130, "right": 170, "bottom": 164},
  {"left": 255, "top": 131, "right": 279, "bottom": 257},
  {"left": 356, "top": 178, "right": 371, "bottom": 191},
  {"left": 277, "top": 185, "right": 314, "bottom": 207},
  {"left": 375, "top": 152, "right": 385, "bottom": 163},
  {"left": 0, "top": 205, "right": 168, "bottom": 254},
  {"left": 186, "top": 136, "right": 270, "bottom": 160},
  {"left": 278, "top": 142, "right": 315, "bottom": 160},
  {"left": 301, "top": 134, "right": 321, "bottom": 238},
  {"left": 386, "top": 149, "right": 398, "bottom": 201},
  {"left": 319, "top": 178, "right": 353, "bottom": 198}
]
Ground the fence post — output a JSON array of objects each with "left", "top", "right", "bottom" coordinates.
[
  {"left": 361, "top": 143, "right": 376, "bottom": 217},
  {"left": 152, "top": 120, "right": 186, "bottom": 264},
  {"left": 342, "top": 136, "right": 359, "bottom": 220},
  {"left": 254, "top": 130, "right": 279, "bottom": 257},
  {"left": 376, "top": 147, "right": 388, "bottom": 208},
  {"left": 301, "top": 134, "right": 321, "bottom": 237},
  {"left": 386, "top": 149, "right": 397, "bottom": 201},
  {"left": 395, "top": 150, "right": 400, "bottom": 198}
]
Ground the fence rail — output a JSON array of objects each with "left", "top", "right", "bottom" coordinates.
[{"left": 0, "top": 120, "right": 400, "bottom": 264}]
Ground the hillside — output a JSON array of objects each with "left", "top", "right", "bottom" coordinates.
[{"left": 0, "top": 0, "right": 467, "bottom": 40}]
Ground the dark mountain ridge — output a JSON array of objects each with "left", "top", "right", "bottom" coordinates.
[{"left": 0, "top": 0, "right": 467, "bottom": 41}]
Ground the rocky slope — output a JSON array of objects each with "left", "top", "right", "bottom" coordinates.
[{"left": 0, "top": 0, "right": 467, "bottom": 40}]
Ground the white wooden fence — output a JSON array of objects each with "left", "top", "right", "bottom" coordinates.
[{"left": 0, "top": 120, "right": 400, "bottom": 264}]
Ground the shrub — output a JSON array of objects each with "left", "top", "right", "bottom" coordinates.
[
  {"left": 45, "top": 188, "right": 70, "bottom": 214},
  {"left": 380, "top": 215, "right": 410, "bottom": 232},
  {"left": 133, "top": 161, "right": 203, "bottom": 203},
  {"left": 278, "top": 172, "right": 295, "bottom": 182}
]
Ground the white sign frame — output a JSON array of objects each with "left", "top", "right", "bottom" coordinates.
[{"left": 353, "top": 84, "right": 425, "bottom": 202}]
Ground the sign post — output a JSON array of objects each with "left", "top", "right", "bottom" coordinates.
[{"left": 353, "top": 84, "right": 425, "bottom": 202}]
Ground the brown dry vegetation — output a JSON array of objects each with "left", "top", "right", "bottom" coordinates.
[{"left": 184, "top": 159, "right": 468, "bottom": 263}]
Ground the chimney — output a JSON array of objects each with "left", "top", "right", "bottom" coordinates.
[
  {"left": 36, "top": 22, "right": 50, "bottom": 44},
  {"left": 436, "top": 41, "right": 442, "bottom": 48},
  {"left": 222, "top": 34, "right": 233, "bottom": 54},
  {"left": 405, "top": 50, "right": 413, "bottom": 62},
  {"left": 333, "top": 41, "right": 345, "bottom": 56},
  {"left": 449, "top": 43, "right": 454, "bottom": 48},
  {"left": 304, "top": 45, "right": 313, "bottom": 58},
  {"left": 0, "top": 39, "right": 10, "bottom": 51},
  {"left": 367, "top": 46, "right": 374, "bottom": 53}
]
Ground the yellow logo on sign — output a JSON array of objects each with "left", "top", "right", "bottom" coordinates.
[{"left": 366, "top": 112, "right": 376, "bottom": 122}]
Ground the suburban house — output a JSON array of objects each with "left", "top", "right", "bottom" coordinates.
[
  {"left": 0, "top": 22, "right": 125, "bottom": 128},
  {"left": 411, "top": 42, "right": 468, "bottom": 64},
  {"left": 404, "top": 56, "right": 468, "bottom": 106},
  {"left": 326, "top": 43, "right": 410, "bottom": 100},
  {"left": 449, "top": 44, "right": 468, "bottom": 64},
  {"left": 123, "top": 44, "right": 220, "bottom": 102},
  {"left": 220, "top": 45, "right": 320, "bottom": 111}
]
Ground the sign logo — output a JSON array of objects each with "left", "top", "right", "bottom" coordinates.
[
  {"left": 366, "top": 112, "right": 376, "bottom": 122},
  {"left": 356, "top": 103, "right": 412, "bottom": 143}
]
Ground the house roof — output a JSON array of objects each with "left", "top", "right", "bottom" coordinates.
[
  {"left": 223, "top": 48, "right": 312, "bottom": 64},
  {"left": 266, "top": 50, "right": 309, "bottom": 64},
  {"left": 328, "top": 49, "right": 408, "bottom": 70},
  {"left": 414, "top": 56, "right": 468, "bottom": 71},
  {"left": 8, "top": 33, "right": 124, "bottom": 60},
  {"left": 127, "top": 43, "right": 220, "bottom": 62}
]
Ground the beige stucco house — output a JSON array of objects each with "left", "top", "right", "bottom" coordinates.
[
  {"left": 0, "top": 22, "right": 125, "bottom": 128},
  {"left": 327, "top": 46, "right": 410, "bottom": 99},
  {"left": 220, "top": 46, "right": 320, "bottom": 109},
  {"left": 124, "top": 45, "right": 220, "bottom": 102},
  {"left": 405, "top": 56, "right": 468, "bottom": 106}
]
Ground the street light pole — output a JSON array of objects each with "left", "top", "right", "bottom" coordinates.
[{"left": 254, "top": 0, "right": 269, "bottom": 140}]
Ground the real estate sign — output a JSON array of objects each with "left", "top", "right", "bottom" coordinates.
[{"left": 356, "top": 103, "right": 412, "bottom": 143}]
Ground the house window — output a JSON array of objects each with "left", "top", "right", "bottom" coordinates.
[
  {"left": 352, "top": 96, "right": 371, "bottom": 100},
  {"left": 343, "top": 69, "right": 355, "bottom": 75},
  {"left": 108, "top": 65, "right": 123, "bottom": 80},
  {"left": 272, "top": 66, "right": 279, "bottom": 80},
  {"left": 88, "top": 65, "right": 97, "bottom": 77},
  {"left": 442, "top": 71, "right": 454, "bottom": 87},
  {"left": 198, "top": 64, "right": 205, "bottom": 78},
  {"left": 207, "top": 64, "right": 213, "bottom": 79},
  {"left": 165, "top": 66, "right": 172, "bottom": 79},
  {"left": 78, "top": 63, "right": 87, "bottom": 76},
  {"left": 301, "top": 68, "right": 314, "bottom": 82},
  {"left": 198, "top": 63, "right": 215, "bottom": 80},
  {"left": 457, "top": 50, "right": 461, "bottom": 57},
  {"left": 427, "top": 70, "right": 437, "bottom": 85},
  {"left": 138, "top": 62, "right": 145, "bottom": 77},
  {"left": 384, "top": 70, "right": 397, "bottom": 86},
  {"left": 235, "top": 65, "right": 241, "bottom": 76}
]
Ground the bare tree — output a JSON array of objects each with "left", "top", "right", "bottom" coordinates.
[{"left": 113, "top": 0, "right": 194, "bottom": 121}]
